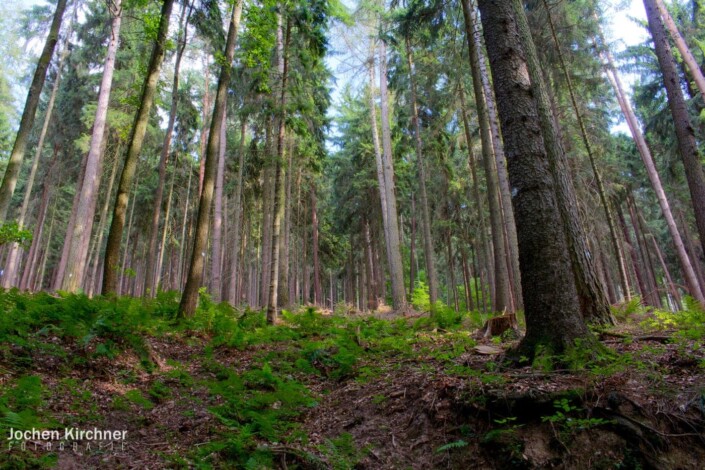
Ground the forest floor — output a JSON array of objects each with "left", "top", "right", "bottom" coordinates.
[{"left": 1, "top": 291, "right": 705, "bottom": 469}]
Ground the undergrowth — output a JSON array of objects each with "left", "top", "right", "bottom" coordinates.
[{"left": 2, "top": 290, "right": 701, "bottom": 468}]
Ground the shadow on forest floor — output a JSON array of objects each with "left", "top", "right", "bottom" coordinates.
[{"left": 1, "top": 290, "right": 704, "bottom": 469}]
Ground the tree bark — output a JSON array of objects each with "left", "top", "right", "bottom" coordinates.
[
  {"left": 458, "top": 84, "right": 494, "bottom": 309},
  {"left": 653, "top": 0, "right": 705, "bottom": 103},
  {"left": 2, "top": 17, "right": 73, "bottom": 287},
  {"left": 514, "top": 0, "right": 612, "bottom": 324},
  {"left": 405, "top": 38, "right": 438, "bottom": 308},
  {"left": 543, "top": 0, "right": 630, "bottom": 302},
  {"left": 378, "top": 41, "right": 408, "bottom": 309},
  {"left": 228, "top": 119, "right": 247, "bottom": 304},
  {"left": 179, "top": 0, "right": 243, "bottom": 315},
  {"left": 460, "top": 0, "right": 510, "bottom": 313},
  {"left": 102, "top": 0, "right": 175, "bottom": 295},
  {"left": 211, "top": 111, "right": 227, "bottom": 301},
  {"left": 478, "top": 0, "right": 593, "bottom": 356},
  {"left": 0, "top": 0, "right": 68, "bottom": 222},
  {"left": 144, "top": 0, "right": 192, "bottom": 296},
  {"left": 311, "top": 184, "right": 323, "bottom": 305},
  {"left": 267, "top": 14, "right": 291, "bottom": 324},
  {"left": 600, "top": 36, "right": 705, "bottom": 304},
  {"left": 645, "top": 0, "right": 705, "bottom": 263}
]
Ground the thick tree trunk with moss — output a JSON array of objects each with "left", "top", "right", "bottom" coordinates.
[
  {"left": 179, "top": 1, "right": 243, "bottom": 315},
  {"left": 0, "top": 0, "right": 68, "bottom": 222},
  {"left": 478, "top": 0, "right": 593, "bottom": 357},
  {"left": 513, "top": 0, "right": 612, "bottom": 324},
  {"left": 102, "top": 0, "right": 175, "bottom": 295}
]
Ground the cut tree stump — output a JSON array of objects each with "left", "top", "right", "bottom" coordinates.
[{"left": 476, "top": 313, "right": 519, "bottom": 339}]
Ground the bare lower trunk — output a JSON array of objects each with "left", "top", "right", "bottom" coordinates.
[
  {"left": 405, "top": 39, "right": 438, "bottom": 308},
  {"left": 460, "top": 0, "right": 509, "bottom": 313},
  {"left": 513, "top": 0, "right": 612, "bottom": 324},
  {"left": 601, "top": 40, "right": 705, "bottom": 304},
  {"left": 179, "top": 1, "right": 243, "bottom": 315},
  {"left": 0, "top": 0, "right": 68, "bottom": 222},
  {"left": 228, "top": 120, "right": 247, "bottom": 304},
  {"left": 378, "top": 41, "right": 408, "bottom": 309},
  {"left": 311, "top": 185, "right": 323, "bottom": 305},
  {"left": 478, "top": 0, "right": 593, "bottom": 356},
  {"left": 211, "top": 111, "right": 227, "bottom": 301},
  {"left": 144, "top": 1, "right": 191, "bottom": 296},
  {"left": 61, "top": 0, "right": 122, "bottom": 292},
  {"left": 103, "top": 0, "right": 175, "bottom": 295},
  {"left": 645, "top": 0, "right": 705, "bottom": 266},
  {"left": 543, "top": 0, "right": 630, "bottom": 302}
]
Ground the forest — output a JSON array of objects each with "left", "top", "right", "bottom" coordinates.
[{"left": 1, "top": 0, "right": 705, "bottom": 467}]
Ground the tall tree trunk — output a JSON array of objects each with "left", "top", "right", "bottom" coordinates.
[
  {"left": 653, "top": 0, "right": 705, "bottom": 102},
  {"left": 279, "top": 140, "right": 293, "bottom": 306},
  {"left": 645, "top": 0, "right": 705, "bottom": 263},
  {"left": 458, "top": 85, "right": 494, "bottom": 308},
  {"left": 144, "top": 0, "right": 192, "bottom": 296},
  {"left": 20, "top": 145, "right": 59, "bottom": 290},
  {"left": 543, "top": 0, "right": 630, "bottom": 302},
  {"left": 600, "top": 37, "right": 705, "bottom": 304},
  {"left": 514, "top": 0, "right": 612, "bottom": 323},
  {"left": 199, "top": 57, "right": 211, "bottom": 198},
  {"left": 460, "top": 0, "right": 510, "bottom": 313},
  {"left": 478, "top": 0, "right": 593, "bottom": 356},
  {"left": 629, "top": 197, "right": 662, "bottom": 307},
  {"left": 179, "top": 1, "right": 243, "bottom": 315},
  {"left": 86, "top": 150, "right": 120, "bottom": 296},
  {"left": 260, "top": 125, "right": 275, "bottom": 307},
  {"left": 378, "top": 41, "right": 408, "bottom": 309},
  {"left": 311, "top": 185, "right": 323, "bottom": 305},
  {"left": 368, "top": 45, "right": 402, "bottom": 310},
  {"left": 409, "top": 193, "right": 416, "bottom": 296},
  {"left": 228, "top": 119, "right": 247, "bottom": 304},
  {"left": 616, "top": 200, "right": 649, "bottom": 302},
  {"left": 0, "top": 0, "right": 68, "bottom": 222},
  {"left": 405, "top": 38, "right": 438, "bottom": 308},
  {"left": 475, "top": 9, "right": 523, "bottom": 311},
  {"left": 156, "top": 163, "right": 176, "bottom": 291},
  {"left": 177, "top": 157, "right": 193, "bottom": 291},
  {"left": 54, "top": 8, "right": 113, "bottom": 291},
  {"left": 119, "top": 176, "right": 139, "bottom": 295},
  {"left": 2, "top": 17, "right": 73, "bottom": 287},
  {"left": 267, "top": 14, "right": 290, "bottom": 323},
  {"left": 211, "top": 111, "right": 227, "bottom": 301},
  {"left": 102, "top": 0, "right": 175, "bottom": 295}
]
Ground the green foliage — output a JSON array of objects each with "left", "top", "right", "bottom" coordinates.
[
  {"left": 411, "top": 281, "right": 431, "bottom": 311},
  {"left": 0, "top": 222, "right": 32, "bottom": 248},
  {"left": 317, "top": 432, "right": 366, "bottom": 469},
  {"left": 202, "top": 363, "right": 316, "bottom": 467},
  {"left": 435, "top": 439, "right": 468, "bottom": 453},
  {"left": 124, "top": 389, "right": 154, "bottom": 410},
  {"left": 542, "top": 398, "right": 610, "bottom": 439},
  {"left": 0, "top": 375, "right": 54, "bottom": 438}
]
